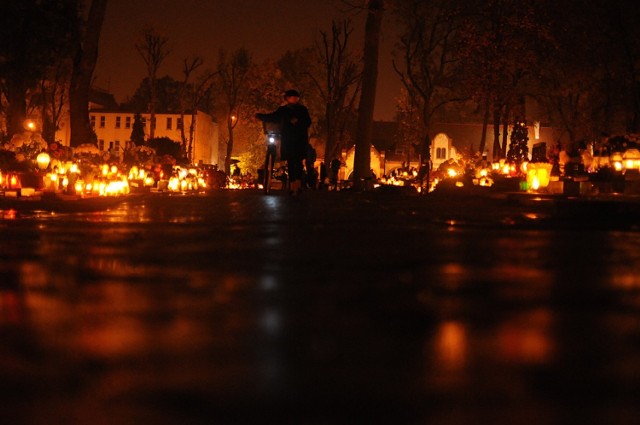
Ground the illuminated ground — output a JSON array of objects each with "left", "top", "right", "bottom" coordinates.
[{"left": 1, "top": 188, "right": 640, "bottom": 424}]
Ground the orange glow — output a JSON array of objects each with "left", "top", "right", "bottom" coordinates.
[
  {"left": 435, "top": 321, "right": 467, "bottom": 370},
  {"left": 497, "top": 309, "right": 553, "bottom": 364},
  {"left": 24, "top": 120, "right": 36, "bottom": 131}
]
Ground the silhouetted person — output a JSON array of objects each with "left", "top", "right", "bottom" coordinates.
[
  {"left": 330, "top": 158, "right": 341, "bottom": 190},
  {"left": 232, "top": 164, "right": 241, "bottom": 177},
  {"left": 305, "top": 143, "right": 317, "bottom": 189},
  {"left": 256, "top": 89, "right": 312, "bottom": 196}
]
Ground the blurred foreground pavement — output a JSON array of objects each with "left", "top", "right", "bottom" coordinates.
[{"left": 1, "top": 188, "right": 640, "bottom": 425}]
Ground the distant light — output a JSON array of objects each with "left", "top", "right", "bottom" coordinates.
[{"left": 24, "top": 120, "right": 36, "bottom": 131}]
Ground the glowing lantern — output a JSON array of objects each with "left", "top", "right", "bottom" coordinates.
[
  {"left": 168, "top": 177, "right": 180, "bottom": 192},
  {"left": 610, "top": 153, "right": 623, "bottom": 172},
  {"left": 129, "top": 166, "right": 139, "bottom": 180},
  {"left": 47, "top": 173, "right": 59, "bottom": 191},
  {"left": 526, "top": 163, "right": 553, "bottom": 191},
  {"left": 623, "top": 149, "right": 640, "bottom": 170},
  {"left": 36, "top": 152, "right": 51, "bottom": 170}
]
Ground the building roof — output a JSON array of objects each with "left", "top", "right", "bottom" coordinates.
[{"left": 89, "top": 87, "right": 118, "bottom": 110}]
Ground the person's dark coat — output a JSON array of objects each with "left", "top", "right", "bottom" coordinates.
[{"left": 256, "top": 103, "right": 311, "bottom": 162}]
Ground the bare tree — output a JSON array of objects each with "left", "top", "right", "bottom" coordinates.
[
  {"left": 39, "top": 60, "right": 72, "bottom": 143},
  {"left": 395, "top": 87, "right": 425, "bottom": 168},
  {"left": 1, "top": 0, "right": 78, "bottom": 139},
  {"left": 459, "top": 0, "right": 551, "bottom": 158},
  {"left": 215, "top": 48, "right": 253, "bottom": 174},
  {"left": 69, "top": 0, "right": 107, "bottom": 147},
  {"left": 309, "top": 20, "right": 362, "bottom": 163},
  {"left": 392, "top": 0, "right": 464, "bottom": 188},
  {"left": 179, "top": 57, "right": 217, "bottom": 161},
  {"left": 135, "top": 26, "right": 171, "bottom": 140}
]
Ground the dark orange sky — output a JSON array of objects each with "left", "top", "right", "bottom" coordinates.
[{"left": 95, "top": 0, "right": 401, "bottom": 120}]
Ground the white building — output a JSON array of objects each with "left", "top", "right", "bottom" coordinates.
[
  {"left": 54, "top": 90, "right": 220, "bottom": 166},
  {"left": 84, "top": 110, "right": 220, "bottom": 166}
]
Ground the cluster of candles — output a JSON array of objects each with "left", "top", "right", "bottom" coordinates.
[
  {"left": 45, "top": 163, "right": 130, "bottom": 196},
  {"left": 166, "top": 167, "right": 207, "bottom": 192}
]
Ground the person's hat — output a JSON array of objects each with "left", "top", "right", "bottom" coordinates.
[{"left": 284, "top": 89, "right": 300, "bottom": 98}]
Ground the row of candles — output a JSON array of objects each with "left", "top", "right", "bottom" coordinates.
[{"left": 1, "top": 151, "right": 209, "bottom": 197}]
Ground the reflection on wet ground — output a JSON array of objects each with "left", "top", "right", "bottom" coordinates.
[{"left": 1, "top": 190, "right": 640, "bottom": 424}]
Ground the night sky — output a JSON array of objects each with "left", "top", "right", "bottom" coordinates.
[{"left": 95, "top": 0, "right": 400, "bottom": 120}]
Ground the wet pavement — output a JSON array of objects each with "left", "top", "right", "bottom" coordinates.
[{"left": 1, "top": 188, "right": 640, "bottom": 424}]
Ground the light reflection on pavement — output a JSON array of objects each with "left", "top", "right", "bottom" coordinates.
[{"left": 1, "top": 190, "right": 640, "bottom": 424}]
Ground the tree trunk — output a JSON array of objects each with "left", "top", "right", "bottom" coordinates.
[
  {"left": 179, "top": 110, "right": 187, "bottom": 151},
  {"left": 69, "top": 0, "right": 108, "bottom": 148},
  {"left": 188, "top": 111, "right": 196, "bottom": 161},
  {"left": 6, "top": 83, "right": 27, "bottom": 137},
  {"left": 501, "top": 105, "right": 509, "bottom": 158},
  {"left": 419, "top": 130, "right": 431, "bottom": 191},
  {"left": 324, "top": 103, "right": 337, "bottom": 163},
  {"left": 224, "top": 115, "right": 234, "bottom": 174},
  {"left": 149, "top": 76, "right": 156, "bottom": 140},
  {"left": 492, "top": 106, "right": 501, "bottom": 159},
  {"left": 479, "top": 96, "right": 490, "bottom": 155},
  {"left": 352, "top": 0, "right": 383, "bottom": 191}
]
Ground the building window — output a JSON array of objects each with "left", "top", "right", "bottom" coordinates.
[
  {"left": 99, "top": 116, "right": 106, "bottom": 128},
  {"left": 115, "top": 140, "right": 121, "bottom": 152},
  {"left": 125, "top": 116, "right": 131, "bottom": 129},
  {"left": 90, "top": 116, "right": 96, "bottom": 128},
  {"left": 108, "top": 141, "right": 114, "bottom": 151},
  {"left": 167, "top": 117, "right": 172, "bottom": 130},
  {"left": 436, "top": 147, "right": 447, "bottom": 160},
  {"left": 115, "top": 116, "right": 121, "bottom": 128},
  {"left": 177, "top": 118, "right": 183, "bottom": 129},
  {"left": 98, "top": 139, "right": 104, "bottom": 151}
]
